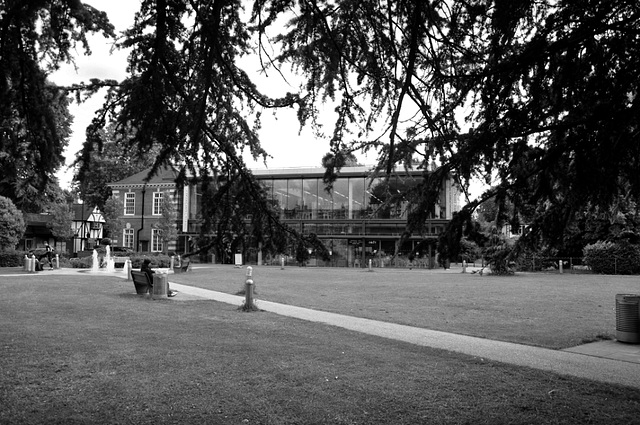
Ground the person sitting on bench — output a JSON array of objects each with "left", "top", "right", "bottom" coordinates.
[
  {"left": 141, "top": 259, "right": 178, "bottom": 297},
  {"left": 180, "top": 255, "right": 191, "bottom": 272}
]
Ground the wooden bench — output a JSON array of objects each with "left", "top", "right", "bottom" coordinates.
[{"left": 131, "top": 270, "right": 152, "bottom": 295}]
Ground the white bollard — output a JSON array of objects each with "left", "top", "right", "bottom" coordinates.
[
  {"left": 23, "top": 255, "right": 28, "bottom": 271},
  {"left": 55, "top": 254, "right": 59, "bottom": 270},
  {"left": 559, "top": 260, "right": 563, "bottom": 274},
  {"left": 243, "top": 266, "right": 256, "bottom": 311},
  {"left": 368, "top": 259, "right": 373, "bottom": 272},
  {"left": 462, "top": 260, "right": 467, "bottom": 273},
  {"left": 281, "top": 256, "right": 285, "bottom": 270},
  {"left": 170, "top": 255, "right": 175, "bottom": 270}
]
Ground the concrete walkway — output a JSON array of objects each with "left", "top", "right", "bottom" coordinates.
[{"left": 168, "top": 282, "right": 640, "bottom": 390}]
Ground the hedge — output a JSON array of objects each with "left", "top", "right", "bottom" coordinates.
[
  {"left": 0, "top": 249, "right": 26, "bottom": 267},
  {"left": 583, "top": 241, "right": 640, "bottom": 275}
]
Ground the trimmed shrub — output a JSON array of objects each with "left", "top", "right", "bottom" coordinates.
[
  {"left": 129, "top": 254, "right": 172, "bottom": 269},
  {"left": 583, "top": 241, "right": 640, "bottom": 274},
  {"left": 68, "top": 257, "right": 94, "bottom": 268},
  {"left": 0, "top": 249, "right": 26, "bottom": 267}
]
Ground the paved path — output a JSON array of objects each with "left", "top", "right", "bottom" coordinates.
[{"left": 169, "top": 282, "right": 640, "bottom": 390}]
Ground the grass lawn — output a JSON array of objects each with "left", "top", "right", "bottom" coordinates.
[
  {"left": 171, "top": 265, "right": 640, "bottom": 349},
  {"left": 1, "top": 269, "right": 639, "bottom": 424}
]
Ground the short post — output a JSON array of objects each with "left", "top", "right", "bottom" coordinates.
[
  {"left": 243, "top": 266, "right": 256, "bottom": 311},
  {"left": 170, "top": 255, "right": 175, "bottom": 270},
  {"left": 368, "top": 259, "right": 373, "bottom": 272},
  {"left": 152, "top": 273, "right": 168, "bottom": 299},
  {"left": 281, "top": 256, "right": 285, "bottom": 270},
  {"left": 559, "top": 259, "right": 563, "bottom": 274},
  {"left": 124, "top": 259, "right": 132, "bottom": 280},
  {"left": 570, "top": 257, "right": 573, "bottom": 274},
  {"left": 532, "top": 257, "right": 535, "bottom": 272},
  {"left": 55, "top": 254, "right": 59, "bottom": 270},
  {"left": 28, "top": 256, "right": 35, "bottom": 273},
  {"left": 23, "top": 255, "right": 28, "bottom": 271},
  {"left": 462, "top": 260, "right": 467, "bottom": 273}
]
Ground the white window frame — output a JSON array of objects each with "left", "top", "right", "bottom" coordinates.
[
  {"left": 151, "top": 228, "right": 163, "bottom": 252},
  {"left": 124, "top": 193, "right": 135, "bottom": 215},
  {"left": 123, "top": 228, "right": 134, "bottom": 249},
  {"left": 153, "top": 192, "right": 164, "bottom": 216}
]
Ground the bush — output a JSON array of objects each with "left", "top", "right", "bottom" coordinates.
[
  {"left": 68, "top": 257, "right": 94, "bottom": 268},
  {"left": 583, "top": 241, "right": 640, "bottom": 274},
  {"left": 0, "top": 197, "right": 25, "bottom": 250},
  {"left": 459, "top": 238, "right": 481, "bottom": 263},
  {"left": 484, "top": 244, "right": 515, "bottom": 275},
  {"left": 0, "top": 249, "right": 26, "bottom": 267}
]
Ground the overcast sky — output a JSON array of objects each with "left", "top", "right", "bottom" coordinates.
[{"left": 51, "top": 0, "right": 360, "bottom": 189}]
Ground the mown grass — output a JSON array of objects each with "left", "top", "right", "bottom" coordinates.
[
  {"left": 171, "top": 264, "right": 638, "bottom": 349},
  {"left": 1, "top": 270, "right": 639, "bottom": 424}
]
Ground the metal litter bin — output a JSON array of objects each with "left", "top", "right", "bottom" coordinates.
[
  {"left": 615, "top": 294, "right": 640, "bottom": 344},
  {"left": 152, "top": 274, "right": 168, "bottom": 300}
]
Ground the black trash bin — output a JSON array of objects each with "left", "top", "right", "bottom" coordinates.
[{"left": 615, "top": 294, "right": 640, "bottom": 344}]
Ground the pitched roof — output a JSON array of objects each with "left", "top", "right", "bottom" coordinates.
[
  {"left": 107, "top": 165, "right": 179, "bottom": 188},
  {"left": 71, "top": 204, "right": 105, "bottom": 222}
]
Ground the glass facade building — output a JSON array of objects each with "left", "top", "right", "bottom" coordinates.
[{"left": 252, "top": 167, "right": 461, "bottom": 267}]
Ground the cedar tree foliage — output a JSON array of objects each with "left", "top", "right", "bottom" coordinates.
[
  {"left": 0, "top": 0, "right": 114, "bottom": 211},
  {"left": 65, "top": 0, "right": 640, "bottom": 259}
]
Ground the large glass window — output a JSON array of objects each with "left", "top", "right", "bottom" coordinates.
[
  {"left": 348, "top": 177, "right": 366, "bottom": 219},
  {"left": 287, "top": 178, "right": 302, "bottom": 218},
  {"left": 302, "top": 178, "right": 318, "bottom": 219},
  {"left": 332, "top": 178, "right": 349, "bottom": 219},
  {"left": 367, "top": 178, "right": 387, "bottom": 218},
  {"left": 317, "top": 182, "right": 332, "bottom": 219},
  {"left": 272, "top": 179, "right": 288, "bottom": 219},
  {"left": 124, "top": 193, "right": 135, "bottom": 215}
]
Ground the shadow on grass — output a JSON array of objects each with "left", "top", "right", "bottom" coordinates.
[{"left": 1, "top": 274, "right": 639, "bottom": 424}]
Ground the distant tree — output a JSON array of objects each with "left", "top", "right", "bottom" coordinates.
[
  {"left": 0, "top": 196, "right": 26, "bottom": 250},
  {"left": 47, "top": 202, "right": 75, "bottom": 244},
  {"left": 101, "top": 197, "right": 125, "bottom": 245},
  {"left": 153, "top": 191, "right": 178, "bottom": 254},
  {"left": 295, "top": 240, "right": 310, "bottom": 266},
  {"left": 72, "top": 122, "right": 159, "bottom": 210},
  {"left": 0, "top": 1, "right": 113, "bottom": 210}
]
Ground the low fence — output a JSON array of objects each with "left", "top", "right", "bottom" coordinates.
[
  {"left": 514, "top": 257, "right": 589, "bottom": 274},
  {"left": 242, "top": 253, "right": 638, "bottom": 275}
]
